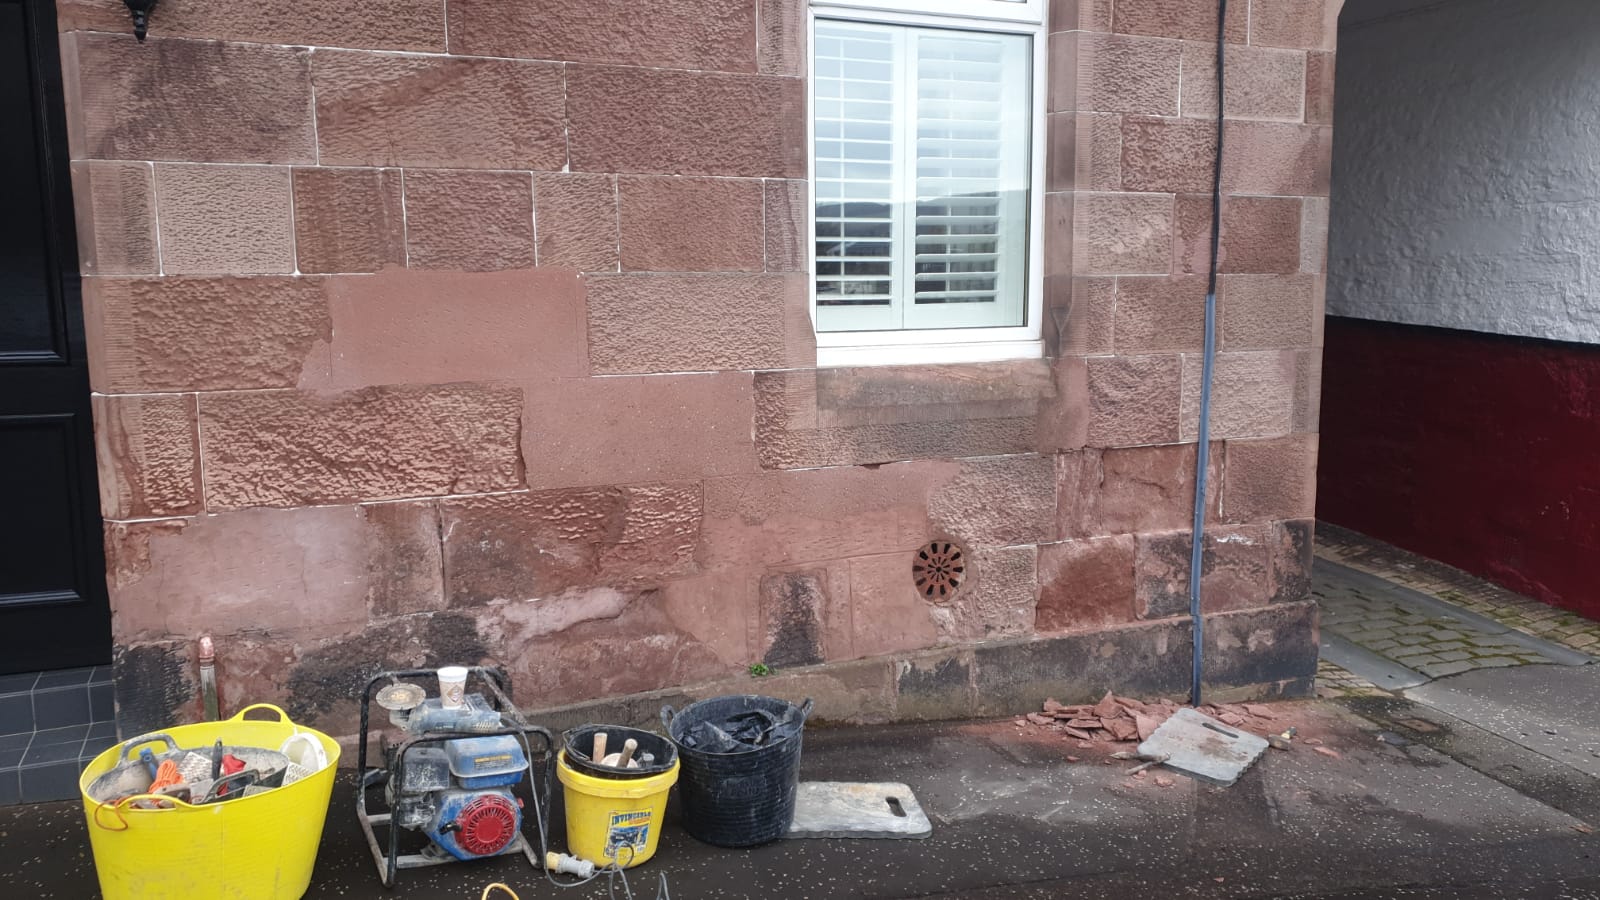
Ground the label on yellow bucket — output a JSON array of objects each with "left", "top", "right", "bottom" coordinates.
[{"left": 605, "top": 810, "right": 653, "bottom": 858}]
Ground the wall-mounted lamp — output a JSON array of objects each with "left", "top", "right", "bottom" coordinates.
[{"left": 123, "top": 0, "right": 158, "bottom": 42}]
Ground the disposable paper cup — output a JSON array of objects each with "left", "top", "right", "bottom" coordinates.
[{"left": 438, "top": 666, "right": 469, "bottom": 709}]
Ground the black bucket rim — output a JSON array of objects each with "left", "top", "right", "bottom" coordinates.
[
  {"left": 562, "top": 724, "right": 677, "bottom": 779},
  {"left": 661, "top": 694, "right": 814, "bottom": 756}
]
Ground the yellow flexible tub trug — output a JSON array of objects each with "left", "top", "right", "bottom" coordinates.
[
  {"left": 79, "top": 704, "right": 340, "bottom": 900},
  {"left": 556, "top": 750, "right": 678, "bottom": 869}
]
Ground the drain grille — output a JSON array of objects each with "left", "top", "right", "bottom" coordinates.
[{"left": 913, "top": 541, "right": 966, "bottom": 599}]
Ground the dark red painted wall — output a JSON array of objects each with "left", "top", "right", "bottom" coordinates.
[{"left": 1318, "top": 316, "right": 1600, "bottom": 618}]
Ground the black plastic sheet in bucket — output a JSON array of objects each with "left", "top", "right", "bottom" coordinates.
[{"left": 661, "top": 695, "right": 813, "bottom": 848}]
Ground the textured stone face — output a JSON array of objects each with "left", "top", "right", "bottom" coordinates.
[
  {"left": 311, "top": 52, "right": 566, "bottom": 169},
  {"left": 446, "top": 0, "right": 757, "bottom": 72},
  {"left": 932, "top": 546, "right": 1038, "bottom": 643},
  {"left": 1076, "top": 192, "right": 1174, "bottom": 275},
  {"left": 1036, "top": 536, "right": 1138, "bottom": 632},
  {"left": 92, "top": 394, "right": 201, "bottom": 520},
  {"left": 440, "top": 484, "right": 701, "bottom": 604},
  {"left": 1135, "top": 525, "right": 1274, "bottom": 618},
  {"left": 292, "top": 168, "right": 406, "bottom": 274},
  {"left": 520, "top": 371, "right": 759, "bottom": 489},
  {"left": 70, "top": 162, "right": 156, "bottom": 275},
  {"left": 1120, "top": 116, "right": 1219, "bottom": 193},
  {"left": 618, "top": 176, "right": 764, "bottom": 272},
  {"left": 1248, "top": 0, "right": 1339, "bottom": 51},
  {"left": 1181, "top": 350, "right": 1297, "bottom": 441},
  {"left": 758, "top": 0, "right": 805, "bottom": 75},
  {"left": 587, "top": 273, "right": 798, "bottom": 374},
  {"left": 1223, "top": 434, "right": 1319, "bottom": 524},
  {"left": 1086, "top": 354, "right": 1182, "bottom": 446},
  {"left": 154, "top": 164, "right": 295, "bottom": 274},
  {"left": 1222, "top": 122, "right": 1333, "bottom": 197},
  {"left": 362, "top": 500, "right": 445, "bottom": 618},
  {"left": 64, "top": 34, "right": 314, "bottom": 164},
  {"left": 534, "top": 173, "right": 620, "bottom": 272},
  {"left": 567, "top": 65, "right": 804, "bottom": 177},
  {"left": 1058, "top": 443, "right": 1219, "bottom": 539},
  {"left": 402, "top": 170, "right": 535, "bottom": 271},
  {"left": 1305, "top": 51, "right": 1336, "bottom": 126},
  {"left": 199, "top": 384, "right": 525, "bottom": 509},
  {"left": 57, "top": 0, "right": 448, "bottom": 51},
  {"left": 1112, "top": 277, "right": 1206, "bottom": 353},
  {"left": 1220, "top": 274, "right": 1321, "bottom": 350},
  {"left": 1112, "top": 0, "right": 1246, "bottom": 42},
  {"left": 1075, "top": 33, "right": 1182, "bottom": 115},
  {"left": 1220, "top": 196, "right": 1304, "bottom": 275},
  {"left": 307, "top": 268, "right": 588, "bottom": 390},
  {"left": 928, "top": 455, "right": 1057, "bottom": 548},
  {"left": 1180, "top": 43, "right": 1307, "bottom": 123},
  {"left": 848, "top": 553, "right": 941, "bottom": 659},
  {"left": 84, "top": 277, "right": 329, "bottom": 393}
]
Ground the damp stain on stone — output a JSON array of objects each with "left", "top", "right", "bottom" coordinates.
[{"left": 114, "top": 642, "right": 196, "bottom": 736}]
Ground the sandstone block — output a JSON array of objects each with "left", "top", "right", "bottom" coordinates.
[
  {"left": 658, "top": 569, "right": 755, "bottom": 668},
  {"left": 1086, "top": 354, "right": 1182, "bottom": 446},
  {"left": 1051, "top": 276, "right": 1115, "bottom": 356},
  {"left": 1136, "top": 525, "right": 1275, "bottom": 618},
  {"left": 292, "top": 167, "right": 405, "bottom": 274},
  {"left": 894, "top": 651, "right": 976, "bottom": 722},
  {"left": 441, "top": 483, "right": 701, "bottom": 605},
  {"left": 618, "top": 176, "right": 764, "bottom": 272},
  {"left": 1219, "top": 274, "right": 1320, "bottom": 350},
  {"left": 1270, "top": 519, "right": 1316, "bottom": 604},
  {"left": 57, "top": 0, "right": 446, "bottom": 51},
  {"left": 402, "top": 170, "right": 534, "bottom": 271},
  {"left": 1058, "top": 442, "right": 1218, "bottom": 538},
  {"left": 1222, "top": 121, "right": 1332, "bottom": 197},
  {"left": 1292, "top": 348, "right": 1323, "bottom": 433},
  {"left": 700, "top": 460, "right": 953, "bottom": 568},
  {"left": 1036, "top": 536, "right": 1138, "bottom": 632},
  {"left": 446, "top": 0, "right": 756, "bottom": 72},
  {"left": 971, "top": 619, "right": 1192, "bottom": 715},
  {"left": 1173, "top": 192, "right": 1214, "bottom": 276},
  {"left": 1037, "top": 355, "right": 1091, "bottom": 453},
  {"left": 362, "top": 500, "right": 445, "bottom": 618},
  {"left": 1111, "top": 0, "right": 1246, "bottom": 42},
  {"left": 199, "top": 384, "right": 524, "bottom": 509},
  {"left": 520, "top": 371, "right": 759, "bottom": 489},
  {"left": 63, "top": 34, "right": 314, "bottom": 164},
  {"left": 1076, "top": 192, "right": 1174, "bottom": 275},
  {"left": 84, "top": 276, "right": 328, "bottom": 393},
  {"left": 534, "top": 173, "right": 620, "bottom": 272},
  {"left": 758, "top": 0, "right": 804, "bottom": 75},
  {"left": 1300, "top": 197, "right": 1330, "bottom": 275},
  {"left": 92, "top": 394, "right": 201, "bottom": 520},
  {"left": 1050, "top": 113, "right": 1122, "bottom": 192},
  {"left": 154, "top": 164, "right": 294, "bottom": 274},
  {"left": 1076, "top": 33, "right": 1182, "bottom": 115},
  {"left": 1045, "top": 192, "right": 1074, "bottom": 278},
  {"left": 759, "top": 570, "right": 828, "bottom": 668},
  {"left": 928, "top": 455, "right": 1057, "bottom": 548},
  {"left": 1048, "top": 32, "right": 1078, "bottom": 114},
  {"left": 932, "top": 546, "right": 1038, "bottom": 644},
  {"left": 1220, "top": 196, "right": 1303, "bottom": 275},
  {"left": 1249, "top": 0, "right": 1339, "bottom": 50},
  {"left": 1305, "top": 51, "right": 1336, "bottom": 126},
  {"left": 312, "top": 51, "right": 565, "bottom": 169},
  {"left": 307, "top": 268, "right": 588, "bottom": 389},
  {"left": 567, "top": 65, "right": 804, "bottom": 177},
  {"left": 848, "top": 552, "right": 941, "bottom": 658},
  {"left": 1181, "top": 350, "right": 1297, "bottom": 441},
  {"left": 587, "top": 273, "right": 798, "bottom": 374},
  {"left": 105, "top": 507, "right": 372, "bottom": 641},
  {"left": 764, "top": 179, "right": 807, "bottom": 272},
  {"left": 1223, "top": 434, "right": 1319, "bottom": 524},
  {"left": 1120, "top": 116, "right": 1218, "bottom": 193},
  {"left": 70, "top": 162, "right": 156, "bottom": 276},
  {"left": 1181, "top": 43, "right": 1306, "bottom": 122},
  {"left": 1113, "top": 276, "right": 1207, "bottom": 353},
  {"left": 1202, "top": 601, "right": 1319, "bottom": 697}
]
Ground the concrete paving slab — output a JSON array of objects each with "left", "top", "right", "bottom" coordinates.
[{"left": 1406, "top": 663, "right": 1600, "bottom": 779}]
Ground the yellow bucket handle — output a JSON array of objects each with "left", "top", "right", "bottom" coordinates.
[
  {"left": 92, "top": 792, "right": 197, "bottom": 830},
  {"left": 230, "top": 703, "right": 291, "bottom": 723}
]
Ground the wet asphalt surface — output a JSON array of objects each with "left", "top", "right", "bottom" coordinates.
[{"left": 4, "top": 692, "right": 1599, "bottom": 899}]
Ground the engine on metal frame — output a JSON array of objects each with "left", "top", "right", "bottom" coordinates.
[{"left": 376, "top": 683, "right": 528, "bottom": 861}]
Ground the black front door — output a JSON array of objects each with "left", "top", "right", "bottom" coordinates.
[{"left": 0, "top": 0, "right": 111, "bottom": 674}]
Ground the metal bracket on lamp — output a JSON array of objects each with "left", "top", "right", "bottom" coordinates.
[{"left": 123, "top": 0, "right": 158, "bottom": 42}]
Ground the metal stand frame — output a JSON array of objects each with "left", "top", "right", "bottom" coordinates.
[{"left": 355, "top": 666, "right": 555, "bottom": 888}]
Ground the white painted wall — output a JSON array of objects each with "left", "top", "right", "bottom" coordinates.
[{"left": 1327, "top": 0, "right": 1600, "bottom": 344}]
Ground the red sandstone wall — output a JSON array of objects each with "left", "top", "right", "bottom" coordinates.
[
  {"left": 1319, "top": 317, "right": 1600, "bottom": 618},
  {"left": 57, "top": 0, "right": 1337, "bottom": 735}
]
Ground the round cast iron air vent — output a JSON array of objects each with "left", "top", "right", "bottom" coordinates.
[{"left": 913, "top": 541, "right": 966, "bottom": 600}]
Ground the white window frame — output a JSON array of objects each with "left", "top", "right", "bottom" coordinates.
[{"left": 808, "top": 0, "right": 1048, "bottom": 368}]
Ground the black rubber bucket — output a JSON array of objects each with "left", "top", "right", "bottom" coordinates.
[
  {"left": 562, "top": 725, "right": 677, "bottom": 780},
  {"left": 661, "top": 695, "right": 813, "bottom": 848}
]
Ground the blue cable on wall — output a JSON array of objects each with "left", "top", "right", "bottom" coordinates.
[{"left": 1189, "top": 0, "right": 1229, "bottom": 706}]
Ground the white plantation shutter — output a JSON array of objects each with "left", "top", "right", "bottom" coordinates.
[{"left": 814, "top": 19, "right": 1031, "bottom": 333}]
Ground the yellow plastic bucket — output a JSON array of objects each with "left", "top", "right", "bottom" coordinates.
[
  {"left": 78, "top": 704, "right": 341, "bottom": 900},
  {"left": 556, "top": 750, "right": 678, "bottom": 868}
]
